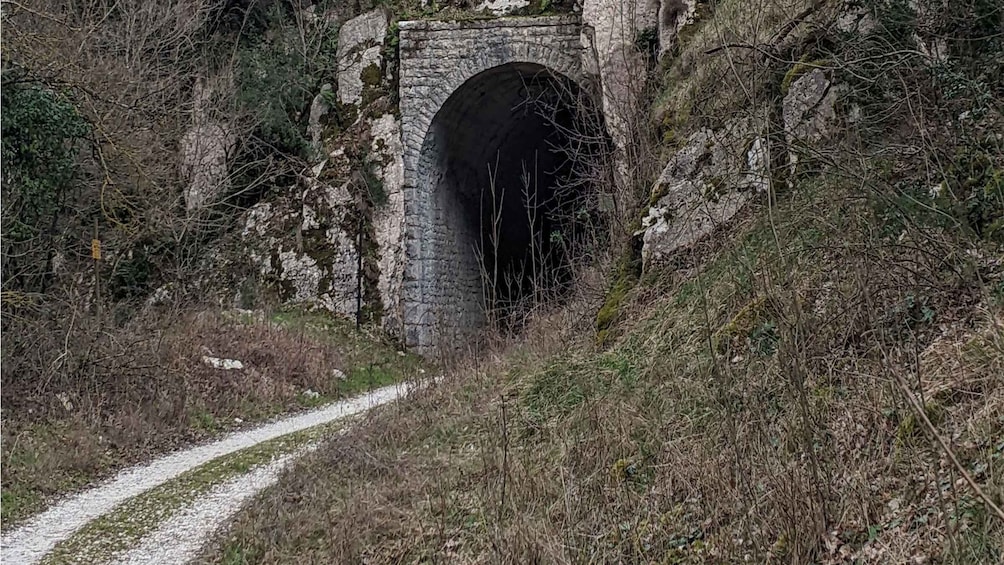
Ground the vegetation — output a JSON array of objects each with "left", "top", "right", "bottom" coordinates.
[
  {"left": 3, "top": 0, "right": 1002, "bottom": 563},
  {"left": 0, "top": 0, "right": 417, "bottom": 527},
  {"left": 197, "top": 0, "right": 1002, "bottom": 563}
]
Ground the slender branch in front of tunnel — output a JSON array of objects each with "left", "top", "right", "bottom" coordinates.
[
  {"left": 476, "top": 157, "right": 505, "bottom": 331},
  {"left": 521, "top": 155, "right": 539, "bottom": 306}
]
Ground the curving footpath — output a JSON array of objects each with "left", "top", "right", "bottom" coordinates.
[{"left": 1, "top": 381, "right": 418, "bottom": 565}]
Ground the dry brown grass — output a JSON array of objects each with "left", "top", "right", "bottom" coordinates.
[{"left": 1, "top": 307, "right": 426, "bottom": 526}]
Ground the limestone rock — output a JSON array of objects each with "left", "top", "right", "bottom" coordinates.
[
  {"left": 835, "top": 6, "right": 876, "bottom": 35},
  {"left": 783, "top": 68, "right": 837, "bottom": 145},
  {"left": 202, "top": 356, "right": 244, "bottom": 370},
  {"left": 181, "top": 73, "right": 236, "bottom": 213},
  {"left": 368, "top": 113, "right": 405, "bottom": 336},
  {"left": 181, "top": 121, "right": 235, "bottom": 212},
  {"left": 658, "top": 0, "right": 697, "bottom": 58},
  {"left": 476, "top": 0, "right": 530, "bottom": 15},
  {"left": 307, "top": 84, "right": 333, "bottom": 160},
  {"left": 582, "top": 0, "right": 659, "bottom": 206},
  {"left": 337, "top": 10, "right": 389, "bottom": 106},
  {"left": 640, "top": 126, "right": 769, "bottom": 268},
  {"left": 783, "top": 68, "right": 840, "bottom": 177},
  {"left": 239, "top": 169, "right": 359, "bottom": 318}
]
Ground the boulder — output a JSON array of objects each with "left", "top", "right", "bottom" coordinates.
[
  {"left": 783, "top": 68, "right": 837, "bottom": 145},
  {"left": 782, "top": 67, "right": 839, "bottom": 177},
  {"left": 640, "top": 125, "right": 769, "bottom": 268}
]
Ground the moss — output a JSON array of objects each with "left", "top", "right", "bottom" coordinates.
[
  {"left": 596, "top": 240, "right": 644, "bottom": 345},
  {"left": 895, "top": 402, "right": 945, "bottom": 446},
  {"left": 360, "top": 62, "right": 382, "bottom": 88},
  {"left": 781, "top": 57, "right": 831, "bottom": 95},
  {"left": 595, "top": 279, "right": 632, "bottom": 344},
  {"left": 610, "top": 457, "right": 636, "bottom": 481},
  {"left": 711, "top": 297, "right": 765, "bottom": 353}
]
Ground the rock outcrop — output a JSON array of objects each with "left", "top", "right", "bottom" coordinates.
[
  {"left": 640, "top": 124, "right": 769, "bottom": 268},
  {"left": 240, "top": 156, "right": 359, "bottom": 317},
  {"left": 336, "top": 10, "right": 389, "bottom": 107},
  {"left": 783, "top": 67, "right": 840, "bottom": 176},
  {"left": 181, "top": 74, "right": 236, "bottom": 213}
]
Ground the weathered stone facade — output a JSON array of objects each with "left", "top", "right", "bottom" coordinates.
[{"left": 398, "top": 16, "right": 587, "bottom": 353}]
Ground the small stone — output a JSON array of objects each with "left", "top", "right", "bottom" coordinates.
[
  {"left": 302, "top": 389, "right": 321, "bottom": 399},
  {"left": 332, "top": 369, "right": 347, "bottom": 381},
  {"left": 56, "top": 392, "right": 74, "bottom": 412},
  {"left": 202, "top": 356, "right": 244, "bottom": 371}
]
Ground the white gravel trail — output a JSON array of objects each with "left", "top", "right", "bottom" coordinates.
[
  {"left": 1, "top": 381, "right": 415, "bottom": 565},
  {"left": 109, "top": 449, "right": 308, "bottom": 565}
]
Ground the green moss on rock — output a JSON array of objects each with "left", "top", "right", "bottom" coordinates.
[
  {"left": 596, "top": 240, "right": 644, "bottom": 345},
  {"left": 781, "top": 57, "right": 831, "bottom": 95}
]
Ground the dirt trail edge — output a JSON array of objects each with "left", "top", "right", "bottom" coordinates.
[{"left": 1, "top": 381, "right": 418, "bottom": 565}]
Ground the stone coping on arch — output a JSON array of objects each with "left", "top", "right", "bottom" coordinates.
[{"left": 398, "top": 14, "right": 582, "bottom": 32}]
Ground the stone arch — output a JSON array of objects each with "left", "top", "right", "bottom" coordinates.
[{"left": 398, "top": 16, "right": 599, "bottom": 353}]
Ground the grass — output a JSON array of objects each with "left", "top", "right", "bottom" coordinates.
[
  {"left": 198, "top": 177, "right": 1003, "bottom": 563},
  {"left": 1, "top": 308, "right": 428, "bottom": 527}
]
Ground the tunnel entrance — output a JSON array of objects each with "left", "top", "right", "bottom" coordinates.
[{"left": 408, "top": 62, "right": 611, "bottom": 347}]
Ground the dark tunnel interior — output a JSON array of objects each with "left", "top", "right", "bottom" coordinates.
[{"left": 424, "top": 62, "right": 611, "bottom": 327}]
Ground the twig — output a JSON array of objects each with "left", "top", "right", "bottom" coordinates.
[{"left": 890, "top": 368, "right": 1004, "bottom": 522}]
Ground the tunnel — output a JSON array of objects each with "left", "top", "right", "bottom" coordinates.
[{"left": 407, "top": 62, "right": 611, "bottom": 348}]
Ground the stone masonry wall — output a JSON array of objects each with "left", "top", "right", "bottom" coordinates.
[{"left": 398, "top": 16, "right": 586, "bottom": 354}]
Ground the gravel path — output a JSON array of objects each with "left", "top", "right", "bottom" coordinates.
[
  {"left": 108, "top": 449, "right": 308, "bottom": 565},
  {"left": 1, "top": 382, "right": 415, "bottom": 565}
]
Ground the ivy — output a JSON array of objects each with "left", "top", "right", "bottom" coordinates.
[{"left": 1, "top": 74, "right": 90, "bottom": 243}]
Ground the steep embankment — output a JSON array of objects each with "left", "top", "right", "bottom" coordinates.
[{"left": 196, "top": 0, "right": 1003, "bottom": 563}]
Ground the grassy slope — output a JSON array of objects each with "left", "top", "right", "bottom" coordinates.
[
  {"left": 200, "top": 1, "right": 1004, "bottom": 562},
  {"left": 1, "top": 309, "right": 426, "bottom": 527},
  {"left": 203, "top": 179, "right": 1003, "bottom": 563}
]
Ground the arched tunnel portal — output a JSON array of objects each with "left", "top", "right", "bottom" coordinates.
[{"left": 399, "top": 17, "right": 610, "bottom": 354}]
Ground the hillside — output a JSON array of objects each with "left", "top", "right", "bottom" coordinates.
[
  {"left": 2, "top": 0, "right": 1002, "bottom": 563},
  {"left": 202, "top": 0, "right": 1004, "bottom": 563}
]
